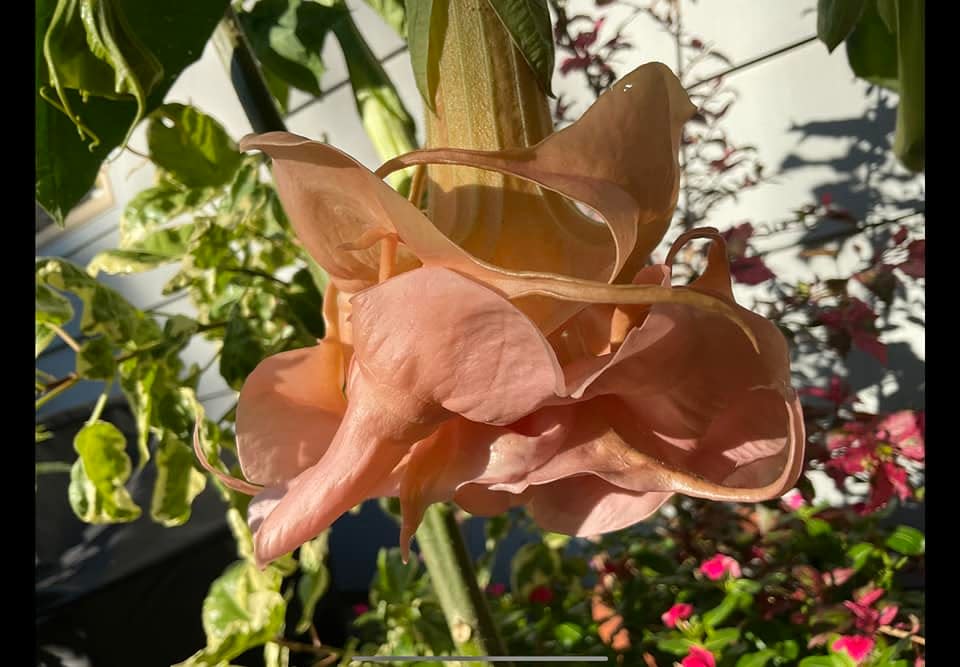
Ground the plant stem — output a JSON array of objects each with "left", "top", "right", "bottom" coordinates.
[
  {"left": 212, "top": 7, "right": 287, "bottom": 134},
  {"left": 416, "top": 503, "right": 512, "bottom": 665},
  {"left": 36, "top": 374, "right": 79, "bottom": 409}
]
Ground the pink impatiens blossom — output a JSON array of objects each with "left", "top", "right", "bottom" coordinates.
[
  {"left": 661, "top": 602, "right": 694, "bottom": 628},
  {"left": 782, "top": 489, "right": 806, "bottom": 510},
  {"left": 194, "top": 63, "right": 805, "bottom": 568},
  {"left": 486, "top": 582, "right": 507, "bottom": 597},
  {"left": 832, "top": 635, "right": 875, "bottom": 664},
  {"left": 528, "top": 585, "right": 554, "bottom": 605},
  {"left": 700, "top": 554, "right": 742, "bottom": 581},
  {"left": 681, "top": 645, "right": 716, "bottom": 667}
]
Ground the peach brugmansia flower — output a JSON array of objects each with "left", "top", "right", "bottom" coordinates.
[{"left": 195, "top": 63, "right": 804, "bottom": 567}]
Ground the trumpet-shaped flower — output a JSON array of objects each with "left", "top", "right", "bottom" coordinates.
[{"left": 195, "top": 62, "right": 804, "bottom": 567}]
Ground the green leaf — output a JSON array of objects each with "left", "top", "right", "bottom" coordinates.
[
  {"left": 147, "top": 103, "right": 242, "bottom": 188},
  {"left": 485, "top": 0, "right": 554, "bottom": 96},
  {"left": 261, "top": 66, "right": 291, "bottom": 114},
  {"left": 220, "top": 305, "right": 269, "bottom": 391},
  {"left": 817, "top": 0, "right": 867, "bottom": 52},
  {"left": 805, "top": 517, "right": 834, "bottom": 537},
  {"left": 799, "top": 658, "right": 845, "bottom": 667},
  {"left": 119, "top": 181, "right": 216, "bottom": 247},
  {"left": 37, "top": 257, "right": 162, "bottom": 346},
  {"left": 848, "top": 542, "right": 877, "bottom": 571},
  {"left": 36, "top": 283, "right": 75, "bottom": 356},
  {"left": 885, "top": 525, "right": 925, "bottom": 555},
  {"left": 287, "top": 270, "right": 327, "bottom": 340},
  {"left": 36, "top": 283, "right": 75, "bottom": 326},
  {"left": 333, "top": 12, "right": 418, "bottom": 193},
  {"left": 68, "top": 421, "right": 141, "bottom": 524},
  {"left": 406, "top": 0, "right": 444, "bottom": 110},
  {"left": 239, "top": 0, "right": 345, "bottom": 97},
  {"left": 176, "top": 561, "right": 286, "bottom": 666},
  {"left": 704, "top": 627, "right": 740, "bottom": 652},
  {"left": 77, "top": 336, "right": 116, "bottom": 380},
  {"left": 373, "top": 547, "right": 421, "bottom": 605},
  {"left": 889, "top": 0, "right": 924, "bottom": 172},
  {"left": 845, "top": 0, "right": 899, "bottom": 91},
  {"left": 736, "top": 650, "right": 777, "bottom": 667},
  {"left": 296, "top": 531, "right": 331, "bottom": 633},
  {"left": 363, "top": 0, "right": 407, "bottom": 37},
  {"left": 36, "top": 0, "right": 230, "bottom": 225},
  {"left": 88, "top": 224, "right": 198, "bottom": 276},
  {"left": 703, "top": 593, "right": 739, "bottom": 629},
  {"left": 656, "top": 637, "right": 694, "bottom": 656},
  {"left": 151, "top": 433, "right": 206, "bottom": 526},
  {"left": 264, "top": 642, "right": 290, "bottom": 667},
  {"left": 41, "top": 0, "right": 164, "bottom": 150},
  {"left": 553, "top": 622, "right": 584, "bottom": 649}
]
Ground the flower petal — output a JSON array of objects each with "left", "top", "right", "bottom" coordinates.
[
  {"left": 349, "top": 267, "right": 565, "bottom": 424},
  {"left": 251, "top": 363, "right": 438, "bottom": 566},
  {"left": 526, "top": 475, "right": 672, "bottom": 536},
  {"left": 377, "top": 62, "right": 696, "bottom": 283},
  {"left": 236, "top": 340, "right": 347, "bottom": 486}
]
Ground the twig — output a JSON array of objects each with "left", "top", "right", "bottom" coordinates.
[
  {"left": 878, "top": 625, "right": 925, "bottom": 646},
  {"left": 685, "top": 35, "right": 819, "bottom": 92},
  {"left": 47, "top": 323, "right": 80, "bottom": 352}
]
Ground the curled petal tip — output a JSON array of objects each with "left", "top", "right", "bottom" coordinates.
[{"left": 192, "top": 419, "right": 263, "bottom": 495}]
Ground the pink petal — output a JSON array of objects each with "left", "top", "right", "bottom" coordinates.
[
  {"left": 377, "top": 62, "right": 696, "bottom": 287},
  {"left": 251, "top": 364, "right": 438, "bottom": 566},
  {"left": 349, "top": 267, "right": 564, "bottom": 425},
  {"left": 833, "top": 635, "right": 874, "bottom": 663},
  {"left": 236, "top": 341, "right": 347, "bottom": 486},
  {"left": 682, "top": 646, "right": 716, "bottom": 667}
]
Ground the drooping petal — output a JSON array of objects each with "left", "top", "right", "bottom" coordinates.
[
  {"left": 378, "top": 62, "right": 696, "bottom": 282},
  {"left": 236, "top": 340, "right": 347, "bottom": 486},
  {"left": 250, "top": 363, "right": 438, "bottom": 567}
]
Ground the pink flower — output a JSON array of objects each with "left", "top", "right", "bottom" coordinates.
[
  {"left": 196, "top": 64, "right": 805, "bottom": 568},
  {"left": 832, "top": 635, "right": 874, "bottom": 664},
  {"left": 720, "top": 223, "right": 775, "bottom": 284},
  {"left": 682, "top": 645, "right": 716, "bottom": 667},
  {"left": 783, "top": 489, "right": 806, "bottom": 510},
  {"left": 700, "top": 554, "right": 742, "bottom": 581},
  {"left": 661, "top": 602, "right": 694, "bottom": 628},
  {"left": 528, "top": 585, "right": 554, "bottom": 605},
  {"left": 486, "top": 582, "right": 507, "bottom": 597},
  {"left": 352, "top": 603, "right": 370, "bottom": 616},
  {"left": 879, "top": 411, "right": 925, "bottom": 461}
]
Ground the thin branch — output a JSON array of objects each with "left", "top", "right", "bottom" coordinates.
[
  {"left": 48, "top": 323, "right": 81, "bottom": 352},
  {"left": 685, "top": 35, "right": 819, "bottom": 92}
]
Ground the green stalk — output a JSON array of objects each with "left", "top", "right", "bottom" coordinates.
[{"left": 416, "top": 503, "right": 512, "bottom": 664}]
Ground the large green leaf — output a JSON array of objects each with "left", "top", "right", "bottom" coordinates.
[
  {"left": 42, "top": 0, "right": 164, "bottom": 150},
  {"left": 147, "top": 104, "right": 243, "bottom": 189},
  {"left": 817, "top": 0, "right": 867, "bottom": 52},
  {"left": 239, "top": 0, "right": 346, "bottom": 97},
  {"left": 295, "top": 531, "right": 331, "bottom": 633},
  {"left": 36, "top": 0, "right": 230, "bottom": 225},
  {"left": 176, "top": 560, "right": 286, "bottom": 666},
  {"left": 76, "top": 336, "right": 116, "bottom": 380},
  {"left": 37, "top": 257, "right": 162, "bottom": 346},
  {"left": 68, "top": 421, "right": 141, "bottom": 523},
  {"left": 120, "top": 180, "right": 217, "bottom": 246},
  {"left": 845, "top": 0, "right": 899, "bottom": 91},
  {"left": 485, "top": 0, "right": 554, "bottom": 96},
  {"left": 151, "top": 433, "right": 207, "bottom": 526}
]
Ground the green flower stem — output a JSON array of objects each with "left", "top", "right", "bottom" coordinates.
[{"left": 416, "top": 503, "right": 512, "bottom": 665}]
